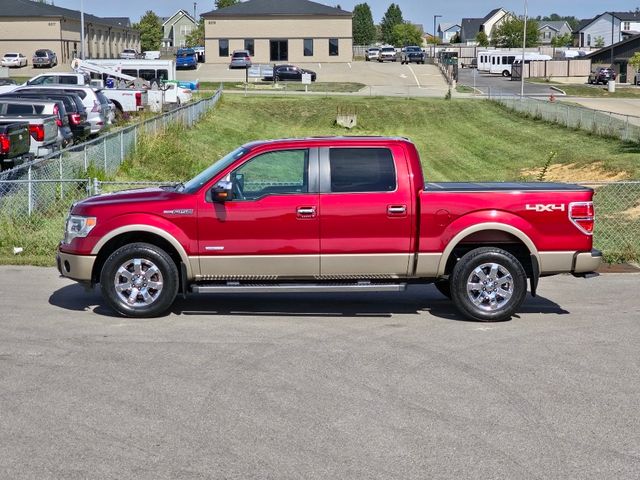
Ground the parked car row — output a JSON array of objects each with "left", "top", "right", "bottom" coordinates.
[
  {"left": 1, "top": 49, "right": 57, "bottom": 69},
  {"left": 365, "top": 46, "right": 426, "bottom": 64}
]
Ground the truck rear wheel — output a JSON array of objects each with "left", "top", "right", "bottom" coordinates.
[
  {"left": 450, "top": 247, "right": 527, "bottom": 322},
  {"left": 100, "top": 242, "right": 179, "bottom": 318}
]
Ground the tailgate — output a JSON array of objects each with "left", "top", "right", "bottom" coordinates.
[
  {"left": 41, "top": 116, "right": 58, "bottom": 144},
  {"left": 7, "top": 122, "right": 30, "bottom": 157}
]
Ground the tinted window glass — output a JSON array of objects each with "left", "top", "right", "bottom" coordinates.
[
  {"left": 244, "top": 39, "right": 254, "bottom": 56},
  {"left": 232, "top": 149, "right": 309, "bottom": 200},
  {"left": 304, "top": 39, "right": 313, "bottom": 56},
  {"left": 139, "top": 69, "right": 156, "bottom": 81},
  {"left": 329, "top": 38, "right": 339, "bottom": 56},
  {"left": 219, "top": 39, "right": 229, "bottom": 57},
  {"left": 122, "top": 69, "right": 137, "bottom": 77},
  {"left": 329, "top": 148, "right": 396, "bottom": 193},
  {"left": 60, "top": 76, "right": 78, "bottom": 84},
  {"left": 6, "top": 104, "right": 35, "bottom": 115},
  {"left": 157, "top": 69, "right": 169, "bottom": 81}
]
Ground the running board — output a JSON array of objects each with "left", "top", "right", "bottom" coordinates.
[{"left": 191, "top": 282, "right": 407, "bottom": 294}]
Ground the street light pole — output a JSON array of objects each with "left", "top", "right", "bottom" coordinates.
[
  {"left": 520, "top": 0, "right": 528, "bottom": 97},
  {"left": 80, "top": 0, "right": 85, "bottom": 59},
  {"left": 433, "top": 15, "right": 442, "bottom": 60}
]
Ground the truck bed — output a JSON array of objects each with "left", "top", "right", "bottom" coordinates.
[{"left": 425, "top": 182, "right": 592, "bottom": 192}]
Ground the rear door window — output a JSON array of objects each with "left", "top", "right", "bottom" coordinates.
[{"left": 328, "top": 148, "right": 396, "bottom": 193}]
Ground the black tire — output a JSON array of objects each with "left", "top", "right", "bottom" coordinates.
[
  {"left": 434, "top": 279, "right": 452, "bottom": 299},
  {"left": 502, "top": 70, "right": 510, "bottom": 77},
  {"left": 450, "top": 247, "right": 527, "bottom": 322},
  {"left": 100, "top": 242, "right": 179, "bottom": 318}
]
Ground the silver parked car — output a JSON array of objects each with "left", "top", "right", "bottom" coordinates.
[
  {"left": 229, "top": 50, "right": 252, "bottom": 69},
  {"left": 365, "top": 47, "right": 381, "bottom": 61}
]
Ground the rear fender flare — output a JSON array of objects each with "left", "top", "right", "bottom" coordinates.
[{"left": 437, "top": 222, "right": 539, "bottom": 277}]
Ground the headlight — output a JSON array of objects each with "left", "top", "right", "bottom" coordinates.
[{"left": 63, "top": 215, "right": 97, "bottom": 244}]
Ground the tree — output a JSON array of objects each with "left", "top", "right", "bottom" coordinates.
[
  {"left": 492, "top": 17, "right": 540, "bottom": 48},
  {"left": 380, "top": 3, "right": 403, "bottom": 44},
  {"left": 550, "top": 33, "right": 573, "bottom": 47},
  {"left": 352, "top": 3, "right": 376, "bottom": 45},
  {"left": 186, "top": 19, "right": 204, "bottom": 47},
  {"left": 629, "top": 52, "right": 640, "bottom": 80},
  {"left": 132, "top": 11, "right": 163, "bottom": 52},
  {"left": 215, "top": 0, "right": 239, "bottom": 8},
  {"left": 476, "top": 31, "right": 489, "bottom": 47},
  {"left": 450, "top": 32, "right": 461, "bottom": 44},
  {"left": 391, "top": 22, "right": 423, "bottom": 47},
  {"left": 594, "top": 36, "right": 605, "bottom": 48}
]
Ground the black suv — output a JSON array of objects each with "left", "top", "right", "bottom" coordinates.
[
  {"left": 588, "top": 67, "right": 617, "bottom": 85},
  {"left": 400, "top": 46, "right": 426, "bottom": 64},
  {"left": 32, "top": 49, "right": 58, "bottom": 68}
]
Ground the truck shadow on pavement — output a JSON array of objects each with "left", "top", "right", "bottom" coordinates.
[{"left": 49, "top": 284, "right": 570, "bottom": 322}]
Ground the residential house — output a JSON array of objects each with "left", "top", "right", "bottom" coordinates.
[
  {"left": 438, "top": 23, "right": 461, "bottom": 43},
  {"left": 202, "top": 0, "right": 352, "bottom": 63},
  {"left": 574, "top": 11, "right": 640, "bottom": 48},
  {"left": 585, "top": 33, "right": 640, "bottom": 83},
  {"left": 162, "top": 10, "right": 198, "bottom": 49},
  {"left": 0, "top": 0, "right": 140, "bottom": 62},
  {"left": 538, "top": 21, "right": 572, "bottom": 45},
  {"left": 460, "top": 8, "right": 512, "bottom": 44}
]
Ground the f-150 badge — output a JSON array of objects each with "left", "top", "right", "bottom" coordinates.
[{"left": 525, "top": 204, "right": 565, "bottom": 212}]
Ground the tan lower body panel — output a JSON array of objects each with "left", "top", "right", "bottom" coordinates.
[
  {"left": 57, "top": 251, "right": 95, "bottom": 282},
  {"left": 195, "top": 254, "right": 412, "bottom": 280},
  {"left": 538, "top": 251, "right": 575, "bottom": 274},
  {"left": 414, "top": 253, "right": 442, "bottom": 277},
  {"left": 574, "top": 251, "right": 602, "bottom": 273}
]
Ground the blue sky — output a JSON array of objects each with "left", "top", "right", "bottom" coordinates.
[{"left": 53, "top": 1, "right": 640, "bottom": 33}]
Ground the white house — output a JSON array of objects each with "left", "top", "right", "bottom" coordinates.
[
  {"left": 574, "top": 11, "right": 640, "bottom": 48},
  {"left": 460, "top": 8, "right": 512, "bottom": 44},
  {"left": 438, "top": 23, "right": 461, "bottom": 43}
]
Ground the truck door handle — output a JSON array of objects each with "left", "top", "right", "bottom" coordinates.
[
  {"left": 297, "top": 206, "right": 316, "bottom": 218},
  {"left": 387, "top": 205, "right": 407, "bottom": 216}
]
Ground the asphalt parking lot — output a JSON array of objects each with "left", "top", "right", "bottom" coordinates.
[
  {"left": 457, "top": 67, "right": 559, "bottom": 97},
  {"left": 1, "top": 266, "right": 639, "bottom": 478}
]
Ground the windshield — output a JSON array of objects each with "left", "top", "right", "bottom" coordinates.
[
  {"left": 406, "top": 47, "right": 420, "bottom": 52},
  {"left": 5, "top": 53, "right": 18, "bottom": 58},
  {"left": 179, "top": 147, "right": 248, "bottom": 193}
]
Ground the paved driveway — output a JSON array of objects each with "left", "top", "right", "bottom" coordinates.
[
  {"left": 457, "top": 67, "right": 560, "bottom": 97},
  {"left": 1, "top": 266, "right": 639, "bottom": 478}
]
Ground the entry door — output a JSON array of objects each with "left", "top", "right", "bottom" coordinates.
[
  {"left": 318, "top": 146, "right": 414, "bottom": 277},
  {"left": 270, "top": 40, "right": 288, "bottom": 61},
  {"left": 197, "top": 148, "right": 320, "bottom": 278}
]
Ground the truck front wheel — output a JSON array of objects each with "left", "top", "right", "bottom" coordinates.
[
  {"left": 100, "top": 243, "right": 179, "bottom": 318},
  {"left": 450, "top": 247, "right": 527, "bottom": 322}
]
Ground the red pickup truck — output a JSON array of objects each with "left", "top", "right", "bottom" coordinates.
[{"left": 57, "top": 137, "right": 601, "bottom": 321}]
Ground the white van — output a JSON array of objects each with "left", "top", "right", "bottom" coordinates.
[{"left": 489, "top": 52, "right": 552, "bottom": 77}]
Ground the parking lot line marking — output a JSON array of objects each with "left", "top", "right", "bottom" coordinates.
[{"left": 408, "top": 65, "right": 421, "bottom": 88}]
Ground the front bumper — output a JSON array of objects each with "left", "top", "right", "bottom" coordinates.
[
  {"left": 57, "top": 249, "right": 96, "bottom": 282},
  {"left": 573, "top": 249, "right": 603, "bottom": 275}
]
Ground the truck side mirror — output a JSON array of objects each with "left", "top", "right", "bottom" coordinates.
[{"left": 211, "top": 180, "right": 233, "bottom": 202}]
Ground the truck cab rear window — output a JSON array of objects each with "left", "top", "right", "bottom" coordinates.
[{"left": 329, "top": 148, "right": 396, "bottom": 192}]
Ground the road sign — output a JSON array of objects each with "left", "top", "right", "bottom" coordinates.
[{"left": 302, "top": 73, "right": 312, "bottom": 85}]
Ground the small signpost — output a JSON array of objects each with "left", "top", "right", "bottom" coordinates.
[{"left": 302, "top": 73, "right": 312, "bottom": 93}]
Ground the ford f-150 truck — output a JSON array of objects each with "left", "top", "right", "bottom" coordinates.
[
  {"left": 57, "top": 137, "right": 602, "bottom": 321},
  {"left": 0, "top": 121, "right": 31, "bottom": 170}
]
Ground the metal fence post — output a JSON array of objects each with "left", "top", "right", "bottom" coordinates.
[
  {"left": 93, "top": 177, "right": 99, "bottom": 196},
  {"left": 134, "top": 125, "right": 138, "bottom": 152},
  {"left": 83, "top": 144, "right": 88, "bottom": 172},
  {"left": 27, "top": 166, "right": 33, "bottom": 216},
  {"left": 103, "top": 137, "right": 108, "bottom": 172},
  {"left": 120, "top": 130, "right": 124, "bottom": 164},
  {"left": 59, "top": 155, "right": 63, "bottom": 200}
]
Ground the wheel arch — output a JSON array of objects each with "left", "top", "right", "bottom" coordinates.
[
  {"left": 437, "top": 222, "right": 539, "bottom": 277},
  {"left": 90, "top": 225, "right": 193, "bottom": 284}
]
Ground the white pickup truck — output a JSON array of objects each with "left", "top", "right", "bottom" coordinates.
[{"left": 26, "top": 72, "right": 147, "bottom": 114}]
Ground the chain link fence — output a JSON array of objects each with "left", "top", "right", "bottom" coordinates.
[{"left": 488, "top": 92, "right": 640, "bottom": 143}]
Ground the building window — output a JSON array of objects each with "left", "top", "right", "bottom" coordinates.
[
  {"left": 329, "top": 38, "right": 339, "bottom": 56},
  {"left": 587, "top": 34, "right": 591, "bottom": 46},
  {"left": 219, "top": 39, "right": 229, "bottom": 57},
  {"left": 244, "top": 39, "right": 254, "bottom": 56},
  {"left": 304, "top": 38, "right": 314, "bottom": 56},
  {"left": 624, "top": 22, "right": 631, "bottom": 31},
  {"left": 181, "top": 25, "right": 192, "bottom": 36},
  {"left": 270, "top": 40, "right": 288, "bottom": 61}
]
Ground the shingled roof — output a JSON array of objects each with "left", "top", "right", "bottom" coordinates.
[
  {"left": 0, "top": 0, "right": 135, "bottom": 28},
  {"left": 202, "top": 0, "right": 352, "bottom": 17}
]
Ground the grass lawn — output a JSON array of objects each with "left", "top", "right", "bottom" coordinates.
[{"left": 118, "top": 95, "right": 640, "bottom": 183}]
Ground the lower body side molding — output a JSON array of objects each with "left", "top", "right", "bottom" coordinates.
[{"left": 191, "top": 282, "right": 407, "bottom": 294}]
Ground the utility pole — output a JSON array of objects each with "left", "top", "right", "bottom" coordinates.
[
  {"left": 520, "top": 0, "right": 528, "bottom": 97},
  {"left": 433, "top": 15, "right": 442, "bottom": 60},
  {"left": 193, "top": 2, "right": 197, "bottom": 21},
  {"left": 80, "top": 0, "right": 85, "bottom": 59}
]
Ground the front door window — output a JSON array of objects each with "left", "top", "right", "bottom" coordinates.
[{"left": 270, "top": 40, "right": 288, "bottom": 62}]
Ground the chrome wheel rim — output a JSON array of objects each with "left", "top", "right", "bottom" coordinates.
[
  {"left": 466, "top": 263, "right": 514, "bottom": 312},
  {"left": 114, "top": 258, "right": 164, "bottom": 307}
]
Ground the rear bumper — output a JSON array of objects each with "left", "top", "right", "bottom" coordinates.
[
  {"left": 573, "top": 249, "right": 603, "bottom": 275},
  {"left": 57, "top": 249, "right": 95, "bottom": 282}
]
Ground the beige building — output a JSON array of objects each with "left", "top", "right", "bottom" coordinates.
[
  {"left": 202, "top": 0, "right": 352, "bottom": 64},
  {"left": 0, "top": 0, "right": 140, "bottom": 65}
]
